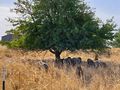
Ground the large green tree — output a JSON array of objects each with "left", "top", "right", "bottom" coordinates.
[{"left": 8, "top": 0, "right": 116, "bottom": 61}]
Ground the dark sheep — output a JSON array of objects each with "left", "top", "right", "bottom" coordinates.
[
  {"left": 54, "top": 57, "right": 82, "bottom": 70},
  {"left": 63, "top": 57, "right": 71, "bottom": 65},
  {"left": 95, "top": 60, "right": 107, "bottom": 68},
  {"left": 63, "top": 57, "right": 82, "bottom": 66},
  {"left": 72, "top": 57, "right": 82, "bottom": 66},
  {"left": 63, "top": 57, "right": 72, "bottom": 69},
  {"left": 87, "top": 59, "right": 95, "bottom": 68}
]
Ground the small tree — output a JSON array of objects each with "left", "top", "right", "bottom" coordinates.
[{"left": 8, "top": 0, "right": 116, "bottom": 61}]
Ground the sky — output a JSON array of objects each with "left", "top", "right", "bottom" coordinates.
[{"left": 0, "top": 0, "right": 120, "bottom": 40}]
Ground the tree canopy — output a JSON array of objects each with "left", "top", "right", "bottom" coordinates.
[{"left": 8, "top": 0, "right": 116, "bottom": 60}]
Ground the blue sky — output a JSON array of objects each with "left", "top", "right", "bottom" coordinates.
[
  {"left": 0, "top": 0, "right": 15, "bottom": 6},
  {"left": 86, "top": 0, "right": 120, "bottom": 23},
  {"left": 86, "top": 0, "right": 120, "bottom": 27},
  {"left": 0, "top": 0, "right": 120, "bottom": 40},
  {"left": 87, "top": 0, "right": 120, "bottom": 14}
]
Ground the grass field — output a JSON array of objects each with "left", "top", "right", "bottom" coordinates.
[{"left": 0, "top": 45, "right": 120, "bottom": 90}]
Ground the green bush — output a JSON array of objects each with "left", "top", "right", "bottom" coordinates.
[{"left": 0, "top": 41, "right": 10, "bottom": 46}]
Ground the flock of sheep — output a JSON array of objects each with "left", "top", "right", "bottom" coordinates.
[{"left": 25, "top": 56, "right": 107, "bottom": 80}]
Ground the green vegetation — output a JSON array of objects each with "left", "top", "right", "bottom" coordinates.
[
  {"left": 7, "top": 0, "right": 116, "bottom": 60},
  {"left": 112, "top": 29, "right": 120, "bottom": 47},
  {"left": 0, "top": 41, "right": 10, "bottom": 46}
]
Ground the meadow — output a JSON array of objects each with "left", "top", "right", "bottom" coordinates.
[{"left": 0, "top": 45, "right": 120, "bottom": 90}]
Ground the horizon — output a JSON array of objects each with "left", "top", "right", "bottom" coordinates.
[{"left": 0, "top": 0, "right": 120, "bottom": 40}]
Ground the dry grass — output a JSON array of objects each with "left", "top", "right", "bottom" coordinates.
[{"left": 0, "top": 45, "right": 120, "bottom": 90}]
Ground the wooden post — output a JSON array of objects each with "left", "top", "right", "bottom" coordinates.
[
  {"left": 2, "top": 67, "right": 7, "bottom": 90},
  {"left": 2, "top": 81, "right": 5, "bottom": 90}
]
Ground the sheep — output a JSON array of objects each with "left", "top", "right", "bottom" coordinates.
[
  {"left": 95, "top": 60, "right": 107, "bottom": 68},
  {"left": 87, "top": 59, "right": 95, "bottom": 68},
  {"left": 63, "top": 57, "right": 82, "bottom": 66},
  {"left": 72, "top": 57, "right": 82, "bottom": 66},
  {"left": 26, "top": 59, "right": 49, "bottom": 72},
  {"left": 39, "top": 60, "right": 49, "bottom": 72}
]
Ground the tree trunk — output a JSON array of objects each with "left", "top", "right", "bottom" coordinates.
[
  {"left": 49, "top": 49, "right": 63, "bottom": 68},
  {"left": 49, "top": 49, "right": 62, "bottom": 61},
  {"left": 55, "top": 51, "right": 61, "bottom": 61}
]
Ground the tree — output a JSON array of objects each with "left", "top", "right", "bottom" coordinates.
[{"left": 8, "top": 0, "right": 116, "bottom": 61}]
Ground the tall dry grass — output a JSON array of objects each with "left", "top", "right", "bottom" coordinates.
[{"left": 0, "top": 45, "right": 120, "bottom": 90}]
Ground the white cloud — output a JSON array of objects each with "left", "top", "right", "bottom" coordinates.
[{"left": 0, "top": 6, "right": 18, "bottom": 40}]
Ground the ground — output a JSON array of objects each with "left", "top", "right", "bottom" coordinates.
[{"left": 0, "top": 45, "right": 120, "bottom": 90}]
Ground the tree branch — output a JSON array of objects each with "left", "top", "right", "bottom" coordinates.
[{"left": 49, "top": 49, "right": 55, "bottom": 54}]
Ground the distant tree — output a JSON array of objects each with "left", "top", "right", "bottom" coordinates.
[{"left": 8, "top": 0, "right": 116, "bottom": 61}]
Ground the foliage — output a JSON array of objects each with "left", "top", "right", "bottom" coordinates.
[
  {"left": 0, "top": 41, "right": 10, "bottom": 47},
  {"left": 9, "top": 35, "right": 25, "bottom": 48},
  {"left": 112, "top": 29, "right": 120, "bottom": 47},
  {"left": 8, "top": 0, "right": 116, "bottom": 60}
]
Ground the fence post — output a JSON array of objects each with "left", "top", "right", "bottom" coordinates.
[{"left": 2, "top": 66, "right": 7, "bottom": 90}]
